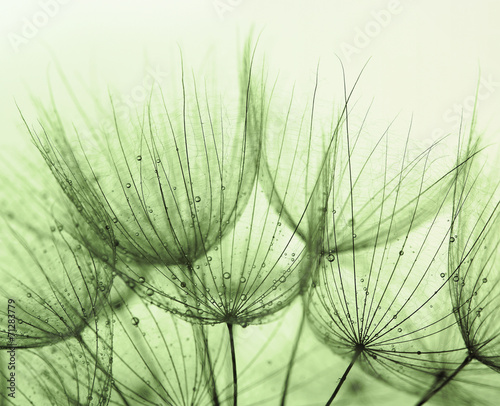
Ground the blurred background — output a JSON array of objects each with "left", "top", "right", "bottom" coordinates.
[{"left": 1, "top": 0, "right": 500, "bottom": 152}]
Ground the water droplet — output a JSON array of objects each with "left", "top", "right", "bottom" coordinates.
[
  {"left": 440, "top": 273, "right": 445, "bottom": 278},
  {"left": 112, "top": 217, "right": 118, "bottom": 223},
  {"left": 221, "top": 185, "right": 226, "bottom": 190},
  {"left": 352, "top": 233, "right": 357, "bottom": 239},
  {"left": 207, "top": 256, "right": 212, "bottom": 261},
  {"left": 132, "top": 317, "right": 140, "bottom": 326},
  {"left": 399, "top": 250, "right": 404, "bottom": 256},
  {"left": 126, "top": 183, "right": 131, "bottom": 188},
  {"left": 180, "top": 282, "right": 187, "bottom": 288},
  {"left": 482, "top": 278, "right": 488, "bottom": 283},
  {"left": 223, "top": 272, "right": 231, "bottom": 279},
  {"left": 397, "top": 328, "right": 402, "bottom": 333},
  {"left": 194, "top": 196, "right": 201, "bottom": 203},
  {"left": 327, "top": 254, "right": 335, "bottom": 262},
  {"left": 279, "top": 276, "right": 286, "bottom": 283},
  {"left": 241, "top": 294, "right": 247, "bottom": 301},
  {"left": 26, "top": 293, "right": 32, "bottom": 298},
  {"left": 138, "top": 277, "right": 145, "bottom": 284},
  {"left": 450, "top": 237, "right": 455, "bottom": 243},
  {"left": 136, "top": 155, "right": 142, "bottom": 161},
  {"left": 453, "top": 275, "right": 459, "bottom": 282},
  {"left": 240, "top": 276, "right": 246, "bottom": 283},
  {"left": 156, "top": 158, "right": 161, "bottom": 163},
  {"left": 146, "top": 288, "right": 154, "bottom": 296}
]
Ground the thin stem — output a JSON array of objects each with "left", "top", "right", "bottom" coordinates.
[
  {"left": 76, "top": 332, "right": 133, "bottom": 406},
  {"left": 227, "top": 323, "right": 238, "bottom": 406},
  {"left": 326, "top": 347, "right": 363, "bottom": 405},
  {"left": 280, "top": 304, "right": 307, "bottom": 406},
  {"left": 112, "top": 383, "right": 132, "bottom": 406},
  {"left": 416, "top": 355, "right": 472, "bottom": 406},
  {"left": 198, "top": 325, "right": 220, "bottom": 406}
]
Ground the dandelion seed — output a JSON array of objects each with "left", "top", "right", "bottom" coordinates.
[
  {"left": 302, "top": 102, "right": 483, "bottom": 404},
  {"left": 0, "top": 153, "right": 114, "bottom": 404},
  {"left": 14, "top": 34, "right": 499, "bottom": 406},
  {"left": 414, "top": 125, "right": 500, "bottom": 405}
]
